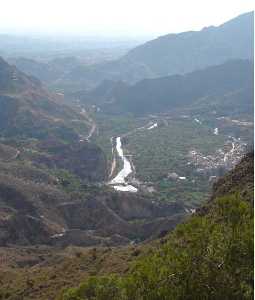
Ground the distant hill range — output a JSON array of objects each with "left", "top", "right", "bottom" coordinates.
[
  {"left": 7, "top": 56, "right": 83, "bottom": 86},
  {"left": 122, "top": 12, "right": 254, "bottom": 77},
  {"left": 7, "top": 12, "right": 254, "bottom": 91},
  {"left": 64, "top": 11, "right": 254, "bottom": 89},
  {"left": 77, "top": 59, "right": 254, "bottom": 116}
]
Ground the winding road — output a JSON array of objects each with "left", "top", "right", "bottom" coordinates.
[{"left": 80, "top": 108, "right": 97, "bottom": 141}]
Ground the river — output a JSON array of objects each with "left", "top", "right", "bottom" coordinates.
[{"left": 110, "top": 137, "right": 138, "bottom": 192}]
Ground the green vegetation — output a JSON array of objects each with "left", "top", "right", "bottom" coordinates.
[
  {"left": 0, "top": 25, "right": 253, "bottom": 300},
  {"left": 52, "top": 169, "right": 84, "bottom": 193},
  {"left": 91, "top": 110, "right": 251, "bottom": 207},
  {"left": 157, "top": 179, "right": 209, "bottom": 207},
  {"left": 128, "top": 119, "right": 225, "bottom": 180},
  {"left": 126, "top": 118, "right": 226, "bottom": 205},
  {"left": 92, "top": 113, "right": 145, "bottom": 163},
  {"left": 60, "top": 193, "right": 254, "bottom": 300},
  {"left": 0, "top": 152, "right": 252, "bottom": 300}
]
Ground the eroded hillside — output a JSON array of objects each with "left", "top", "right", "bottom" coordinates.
[{"left": 59, "top": 152, "right": 254, "bottom": 300}]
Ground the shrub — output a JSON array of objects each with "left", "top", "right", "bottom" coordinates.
[{"left": 61, "top": 194, "right": 253, "bottom": 300}]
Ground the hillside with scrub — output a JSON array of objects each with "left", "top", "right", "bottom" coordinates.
[{"left": 59, "top": 152, "right": 254, "bottom": 300}]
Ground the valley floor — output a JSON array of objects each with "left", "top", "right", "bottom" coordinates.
[{"left": 89, "top": 106, "right": 253, "bottom": 207}]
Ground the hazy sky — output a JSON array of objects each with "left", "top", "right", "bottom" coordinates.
[{"left": 0, "top": 0, "right": 253, "bottom": 37}]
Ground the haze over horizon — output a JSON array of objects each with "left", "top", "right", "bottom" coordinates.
[{"left": 0, "top": 0, "right": 254, "bottom": 38}]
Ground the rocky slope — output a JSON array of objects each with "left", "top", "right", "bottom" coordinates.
[{"left": 0, "top": 163, "right": 185, "bottom": 247}]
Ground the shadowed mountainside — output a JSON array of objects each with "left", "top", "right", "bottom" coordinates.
[{"left": 78, "top": 59, "right": 253, "bottom": 116}]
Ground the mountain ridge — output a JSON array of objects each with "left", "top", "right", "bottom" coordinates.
[
  {"left": 7, "top": 12, "right": 254, "bottom": 92},
  {"left": 61, "top": 11, "right": 254, "bottom": 90},
  {"left": 78, "top": 59, "right": 254, "bottom": 116}
]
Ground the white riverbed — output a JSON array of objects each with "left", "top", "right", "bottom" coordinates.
[
  {"left": 113, "top": 185, "right": 138, "bottom": 192},
  {"left": 214, "top": 128, "right": 219, "bottom": 135},
  {"left": 148, "top": 123, "right": 158, "bottom": 130},
  {"left": 194, "top": 118, "right": 202, "bottom": 124},
  {"left": 110, "top": 137, "right": 138, "bottom": 192}
]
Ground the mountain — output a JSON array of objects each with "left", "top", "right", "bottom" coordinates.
[
  {"left": 0, "top": 56, "right": 41, "bottom": 93},
  {"left": 0, "top": 57, "right": 84, "bottom": 139},
  {"left": 60, "top": 152, "right": 254, "bottom": 300},
  {"left": 0, "top": 57, "right": 189, "bottom": 249},
  {"left": 1, "top": 151, "right": 252, "bottom": 300},
  {"left": 0, "top": 147, "right": 252, "bottom": 299},
  {"left": 0, "top": 12, "right": 253, "bottom": 300},
  {"left": 0, "top": 164, "right": 185, "bottom": 247},
  {"left": 0, "top": 56, "right": 108, "bottom": 182},
  {"left": 123, "top": 11, "right": 254, "bottom": 78},
  {"left": 0, "top": 131, "right": 186, "bottom": 248},
  {"left": 62, "top": 12, "right": 254, "bottom": 90},
  {"left": 7, "top": 12, "right": 253, "bottom": 92},
  {"left": 74, "top": 79, "right": 129, "bottom": 105},
  {"left": 7, "top": 56, "right": 82, "bottom": 85},
  {"left": 79, "top": 59, "right": 254, "bottom": 116}
]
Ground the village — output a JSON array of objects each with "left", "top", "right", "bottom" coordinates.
[{"left": 187, "top": 136, "right": 248, "bottom": 176}]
